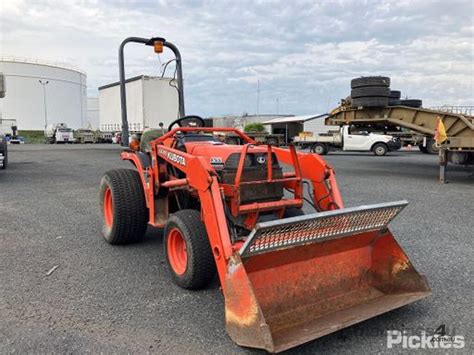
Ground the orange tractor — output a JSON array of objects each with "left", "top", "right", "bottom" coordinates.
[{"left": 99, "top": 37, "right": 431, "bottom": 352}]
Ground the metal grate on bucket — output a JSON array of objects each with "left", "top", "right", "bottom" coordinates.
[{"left": 239, "top": 201, "right": 408, "bottom": 258}]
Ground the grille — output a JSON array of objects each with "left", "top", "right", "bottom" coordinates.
[{"left": 239, "top": 201, "right": 408, "bottom": 258}]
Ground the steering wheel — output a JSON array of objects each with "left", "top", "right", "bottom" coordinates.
[{"left": 167, "top": 115, "right": 205, "bottom": 132}]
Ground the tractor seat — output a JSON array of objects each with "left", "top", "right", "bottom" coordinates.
[{"left": 140, "top": 128, "right": 165, "bottom": 152}]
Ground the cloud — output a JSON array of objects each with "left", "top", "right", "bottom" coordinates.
[{"left": 1, "top": 0, "right": 473, "bottom": 116}]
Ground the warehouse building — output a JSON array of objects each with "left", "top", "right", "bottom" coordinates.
[
  {"left": 0, "top": 57, "right": 87, "bottom": 130},
  {"left": 209, "top": 114, "right": 293, "bottom": 130},
  {"left": 262, "top": 114, "right": 332, "bottom": 142}
]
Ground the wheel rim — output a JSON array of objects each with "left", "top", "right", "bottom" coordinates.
[
  {"left": 376, "top": 147, "right": 385, "bottom": 155},
  {"left": 315, "top": 146, "right": 324, "bottom": 154},
  {"left": 167, "top": 228, "right": 188, "bottom": 275},
  {"left": 103, "top": 186, "right": 114, "bottom": 228}
]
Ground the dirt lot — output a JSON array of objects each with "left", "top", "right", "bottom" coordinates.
[{"left": 1, "top": 145, "right": 472, "bottom": 353}]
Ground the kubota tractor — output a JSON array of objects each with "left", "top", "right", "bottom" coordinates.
[{"left": 99, "top": 36, "right": 431, "bottom": 352}]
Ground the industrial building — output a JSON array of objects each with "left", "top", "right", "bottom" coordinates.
[
  {"left": 262, "top": 114, "right": 331, "bottom": 142},
  {"left": 0, "top": 57, "right": 87, "bottom": 130},
  {"left": 209, "top": 114, "right": 293, "bottom": 130},
  {"left": 99, "top": 75, "right": 179, "bottom": 132}
]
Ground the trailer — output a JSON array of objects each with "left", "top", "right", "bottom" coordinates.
[
  {"left": 327, "top": 105, "right": 474, "bottom": 182},
  {"left": 293, "top": 125, "right": 401, "bottom": 155},
  {"left": 99, "top": 75, "right": 179, "bottom": 134}
]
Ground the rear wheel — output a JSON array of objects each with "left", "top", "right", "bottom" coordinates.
[
  {"left": 373, "top": 143, "right": 388, "bottom": 156},
  {"left": 164, "top": 210, "right": 216, "bottom": 289},
  {"left": 311, "top": 143, "right": 328, "bottom": 155},
  {"left": 99, "top": 169, "right": 148, "bottom": 244},
  {"left": 425, "top": 138, "right": 439, "bottom": 154}
]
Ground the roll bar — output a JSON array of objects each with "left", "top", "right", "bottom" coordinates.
[{"left": 118, "top": 37, "right": 185, "bottom": 146}]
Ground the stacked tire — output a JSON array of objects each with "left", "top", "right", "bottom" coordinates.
[
  {"left": 351, "top": 76, "right": 390, "bottom": 108},
  {"left": 400, "top": 99, "right": 422, "bottom": 108},
  {"left": 388, "top": 90, "right": 401, "bottom": 106}
]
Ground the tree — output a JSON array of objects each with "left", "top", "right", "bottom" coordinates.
[{"left": 244, "top": 123, "right": 266, "bottom": 133}]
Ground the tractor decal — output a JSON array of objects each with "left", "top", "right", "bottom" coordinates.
[{"left": 158, "top": 148, "right": 186, "bottom": 166}]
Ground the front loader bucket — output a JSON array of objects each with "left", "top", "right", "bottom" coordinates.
[{"left": 223, "top": 201, "right": 431, "bottom": 353}]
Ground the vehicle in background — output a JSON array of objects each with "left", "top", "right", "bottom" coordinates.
[
  {"left": 74, "top": 128, "right": 95, "bottom": 144},
  {"left": 45, "top": 123, "right": 75, "bottom": 144},
  {"left": 294, "top": 125, "right": 401, "bottom": 156},
  {"left": 112, "top": 132, "right": 122, "bottom": 144},
  {"left": 0, "top": 134, "right": 7, "bottom": 169},
  {"left": 94, "top": 130, "right": 113, "bottom": 143}
]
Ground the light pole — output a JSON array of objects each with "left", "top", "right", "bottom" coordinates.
[{"left": 39, "top": 79, "right": 49, "bottom": 129}]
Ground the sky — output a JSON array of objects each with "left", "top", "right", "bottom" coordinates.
[{"left": 1, "top": 0, "right": 473, "bottom": 117}]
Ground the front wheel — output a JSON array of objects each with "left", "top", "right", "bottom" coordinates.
[
  {"left": 373, "top": 143, "right": 388, "bottom": 156},
  {"left": 99, "top": 169, "right": 148, "bottom": 244},
  {"left": 164, "top": 210, "right": 216, "bottom": 289}
]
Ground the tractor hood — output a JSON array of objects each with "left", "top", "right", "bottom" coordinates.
[{"left": 185, "top": 142, "right": 269, "bottom": 165}]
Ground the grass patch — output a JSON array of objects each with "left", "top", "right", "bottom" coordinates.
[{"left": 18, "top": 130, "right": 45, "bottom": 144}]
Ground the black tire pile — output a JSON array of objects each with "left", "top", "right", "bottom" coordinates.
[{"left": 350, "top": 76, "right": 422, "bottom": 108}]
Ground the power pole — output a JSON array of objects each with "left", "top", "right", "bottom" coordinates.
[
  {"left": 39, "top": 80, "right": 49, "bottom": 129},
  {"left": 256, "top": 80, "right": 260, "bottom": 115}
]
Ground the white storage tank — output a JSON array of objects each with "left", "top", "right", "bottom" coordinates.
[
  {"left": 0, "top": 57, "right": 87, "bottom": 130},
  {"left": 99, "top": 75, "right": 179, "bottom": 132}
]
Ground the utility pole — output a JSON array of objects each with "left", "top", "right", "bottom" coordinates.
[
  {"left": 276, "top": 97, "right": 279, "bottom": 114},
  {"left": 256, "top": 80, "right": 260, "bottom": 115},
  {"left": 39, "top": 79, "right": 49, "bottom": 129}
]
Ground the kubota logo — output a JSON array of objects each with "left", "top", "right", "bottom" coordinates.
[{"left": 158, "top": 149, "right": 186, "bottom": 166}]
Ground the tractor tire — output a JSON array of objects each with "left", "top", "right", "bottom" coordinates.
[
  {"left": 389, "top": 90, "right": 401, "bottom": 99},
  {"left": 373, "top": 143, "right": 388, "bottom": 156},
  {"left": 99, "top": 169, "right": 148, "bottom": 244},
  {"left": 388, "top": 99, "right": 401, "bottom": 106},
  {"left": 352, "top": 97, "right": 388, "bottom": 108},
  {"left": 350, "top": 86, "right": 390, "bottom": 98},
  {"left": 400, "top": 99, "right": 422, "bottom": 108},
  {"left": 311, "top": 143, "right": 328, "bottom": 155},
  {"left": 164, "top": 210, "right": 216, "bottom": 289},
  {"left": 351, "top": 76, "right": 390, "bottom": 89}
]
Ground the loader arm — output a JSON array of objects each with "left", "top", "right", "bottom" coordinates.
[{"left": 273, "top": 147, "right": 343, "bottom": 210}]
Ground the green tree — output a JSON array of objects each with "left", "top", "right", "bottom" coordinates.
[{"left": 244, "top": 123, "right": 266, "bottom": 133}]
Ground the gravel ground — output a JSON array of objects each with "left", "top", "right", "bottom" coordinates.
[{"left": 1, "top": 144, "right": 472, "bottom": 354}]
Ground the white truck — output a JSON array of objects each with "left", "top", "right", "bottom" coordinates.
[
  {"left": 45, "top": 123, "right": 75, "bottom": 144},
  {"left": 294, "top": 125, "right": 401, "bottom": 156}
]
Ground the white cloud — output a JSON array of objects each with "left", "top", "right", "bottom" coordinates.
[{"left": 1, "top": 0, "right": 472, "bottom": 115}]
